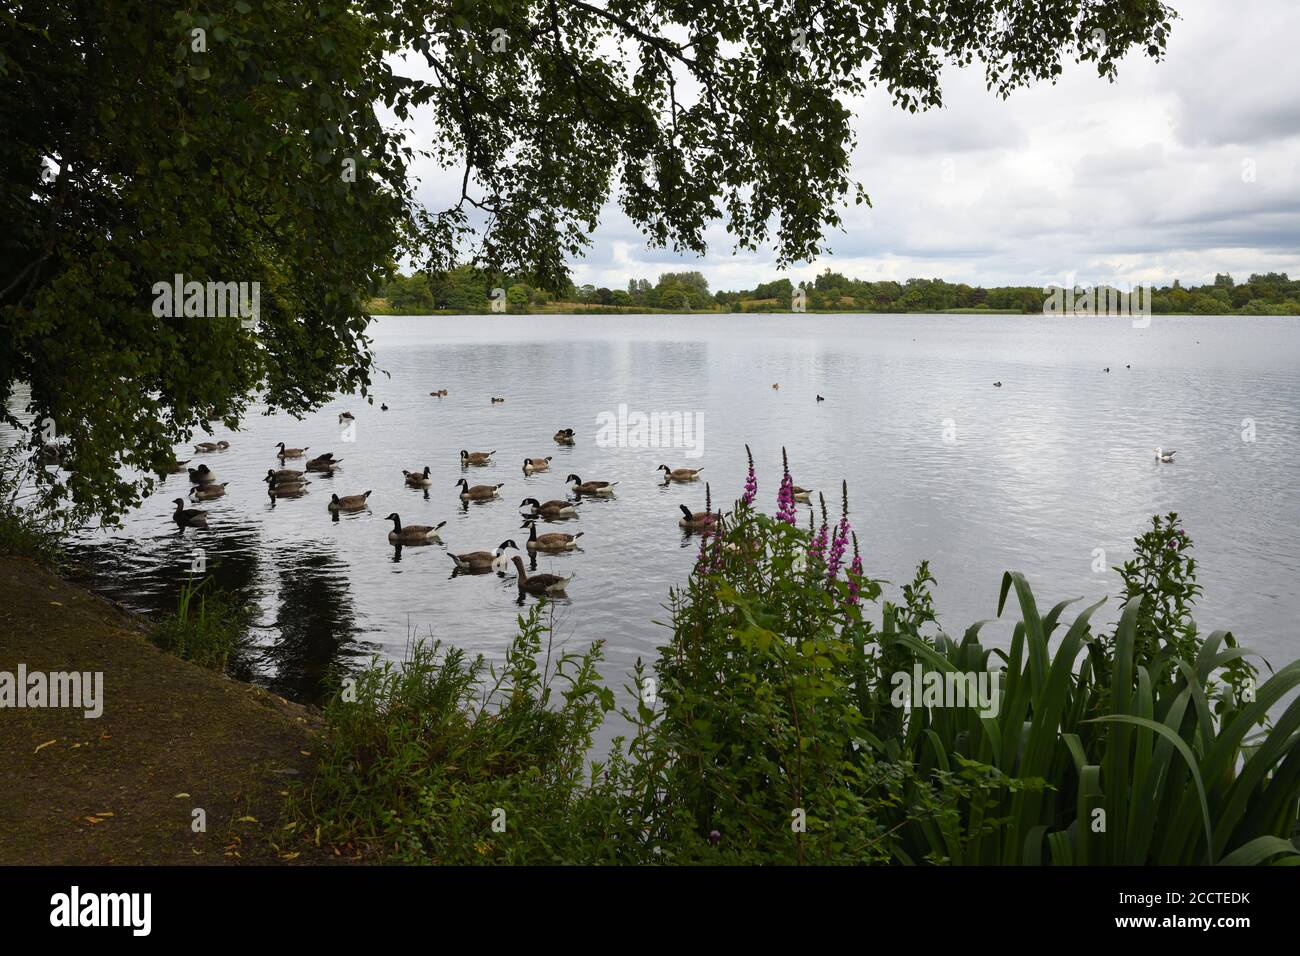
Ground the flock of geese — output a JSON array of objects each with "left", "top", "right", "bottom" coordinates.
[{"left": 167, "top": 416, "right": 725, "bottom": 599}]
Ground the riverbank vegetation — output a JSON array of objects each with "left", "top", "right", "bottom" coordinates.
[
  {"left": 290, "top": 461, "right": 1300, "bottom": 865},
  {"left": 373, "top": 268, "right": 1300, "bottom": 316}
]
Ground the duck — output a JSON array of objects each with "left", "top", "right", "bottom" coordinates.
[
  {"left": 306, "top": 453, "right": 342, "bottom": 472},
  {"left": 266, "top": 474, "right": 309, "bottom": 497},
  {"left": 657, "top": 464, "right": 703, "bottom": 483},
  {"left": 565, "top": 473, "right": 618, "bottom": 496},
  {"left": 511, "top": 555, "right": 572, "bottom": 596},
  {"left": 523, "top": 456, "right": 552, "bottom": 474},
  {"left": 385, "top": 513, "right": 446, "bottom": 544},
  {"left": 1154, "top": 447, "right": 1177, "bottom": 463},
  {"left": 172, "top": 499, "right": 208, "bottom": 528},
  {"left": 455, "top": 478, "right": 504, "bottom": 501},
  {"left": 678, "top": 504, "right": 718, "bottom": 531},
  {"left": 338, "top": 412, "right": 354, "bottom": 422},
  {"left": 275, "top": 442, "right": 308, "bottom": 459},
  {"left": 194, "top": 440, "right": 230, "bottom": 453},
  {"left": 521, "top": 519, "right": 583, "bottom": 552},
  {"left": 188, "top": 464, "right": 219, "bottom": 485},
  {"left": 448, "top": 539, "right": 520, "bottom": 573},
  {"left": 791, "top": 485, "right": 812, "bottom": 502},
  {"left": 328, "top": 491, "right": 372, "bottom": 513},
  {"left": 553, "top": 428, "right": 575, "bottom": 445},
  {"left": 520, "top": 497, "right": 579, "bottom": 518},
  {"left": 267, "top": 467, "right": 305, "bottom": 482},
  {"left": 190, "top": 482, "right": 228, "bottom": 501},
  {"left": 460, "top": 449, "right": 495, "bottom": 465},
  {"left": 403, "top": 466, "right": 433, "bottom": 487}
]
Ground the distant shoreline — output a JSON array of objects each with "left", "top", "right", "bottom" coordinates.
[{"left": 366, "top": 306, "right": 1275, "bottom": 318}]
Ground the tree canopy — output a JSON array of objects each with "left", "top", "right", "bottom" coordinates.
[{"left": 1, "top": 0, "right": 1176, "bottom": 520}]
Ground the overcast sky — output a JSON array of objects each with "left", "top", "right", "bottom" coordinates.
[{"left": 405, "top": 0, "right": 1300, "bottom": 291}]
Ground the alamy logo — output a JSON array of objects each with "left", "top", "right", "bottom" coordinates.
[
  {"left": 0, "top": 665, "right": 103, "bottom": 718},
  {"left": 1043, "top": 282, "right": 1152, "bottom": 328},
  {"left": 890, "top": 665, "right": 1001, "bottom": 718},
  {"left": 152, "top": 273, "right": 260, "bottom": 329},
  {"left": 50, "top": 886, "right": 151, "bottom": 936},
  {"left": 595, "top": 404, "right": 704, "bottom": 459}
]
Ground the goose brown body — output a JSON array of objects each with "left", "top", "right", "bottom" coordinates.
[
  {"left": 511, "top": 555, "right": 571, "bottom": 595},
  {"left": 521, "top": 519, "right": 582, "bottom": 551},
  {"left": 329, "top": 491, "right": 372, "bottom": 512},
  {"left": 565, "top": 474, "right": 617, "bottom": 496},
  {"left": 456, "top": 479, "right": 503, "bottom": 500},
  {"left": 657, "top": 464, "right": 703, "bottom": 482},
  {"left": 385, "top": 513, "right": 446, "bottom": 544}
]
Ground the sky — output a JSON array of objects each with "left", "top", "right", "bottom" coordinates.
[{"left": 402, "top": 0, "right": 1300, "bottom": 292}]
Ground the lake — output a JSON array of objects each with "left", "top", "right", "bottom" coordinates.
[{"left": 61, "top": 313, "right": 1300, "bottom": 716}]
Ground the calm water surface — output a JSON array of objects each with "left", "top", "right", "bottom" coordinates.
[{"left": 61, "top": 314, "right": 1300, "bottom": 717}]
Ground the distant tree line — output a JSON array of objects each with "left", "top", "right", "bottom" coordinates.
[{"left": 376, "top": 269, "right": 1300, "bottom": 315}]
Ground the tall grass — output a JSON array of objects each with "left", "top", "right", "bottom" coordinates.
[{"left": 151, "top": 575, "right": 248, "bottom": 671}]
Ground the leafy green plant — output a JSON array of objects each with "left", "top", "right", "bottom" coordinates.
[
  {"left": 0, "top": 443, "right": 74, "bottom": 565},
  {"left": 151, "top": 575, "right": 248, "bottom": 671},
  {"left": 290, "top": 605, "right": 634, "bottom": 864}
]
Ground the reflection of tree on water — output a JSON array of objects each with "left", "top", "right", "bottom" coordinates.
[{"left": 260, "top": 548, "right": 366, "bottom": 705}]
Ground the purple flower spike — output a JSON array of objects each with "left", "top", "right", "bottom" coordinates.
[
  {"left": 846, "top": 554, "right": 864, "bottom": 606},
  {"left": 777, "top": 472, "right": 797, "bottom": 524},
  {"left": 827, "top": 515, "right": 851, "bottom": 581}
]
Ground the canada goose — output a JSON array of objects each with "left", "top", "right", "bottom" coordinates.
[
  {"left": 791, "top": 485, "right": 812, "bottom": 502},
  {"left": 455, "top": 478, "right": 503, "bottom": 501},
  {"left": 448, "top": 539, "right": 519, "bottom": 573},
  {"left": 190, "top": 482, "right": 228, "bottom": 501},
  {"left": 404, "top": 466, "right": 432, "bottom": 487},
  {"left": 381, "top": 403, "right": 389, "bottom": 411},
  {"left": 490, "top": 396, "right": 505, "bottom": 404},
  {"left": 328, "top": 491, "right": 372, "bottom": 513},
  {"left": 553, "top": 429, "right": 575, "bottom": 445},
  {"left": 993, "top": 381, "right": 1003, "bottom": 387},
  {"left": 565, "top": 473, "right": 618, "bottom": 496},
  {"left": 166, "top": 457, "right": 192, "bottom": 474},
  {"left": 1154, "top": 447, "right": 1177, "bottom": 463},
  {"left": 460, "top": 449, "right": 495, "bottom": 465},
  {"left": 657, "top": 464, "right": 703, "bottom": 483},
  {"left": 1103, "top": 367, "right": 1110, "bottom": 373},
  {"left": 772, "top": 383, "right": 780, "bottom": 390},
  {"left": 520, "top": 519, "right": 582, "bottom": 551},
  {"left": 385, "top": 513, "right": 446, "bottom": 544},
  {"left": 267, "top": 475, "right": 308, "bottom": 497},
  {"left": 265, "top": 472, "right": 309, "bottom": 488},
  {"left": 306, "top": 454, "right": 343, "bottom": 472},
  {"left": 678, "top": 504, "right": 718, "bottom": 531},
  {"left": 275, "top": 442, "right": 308, "bottom": 458},
  {"left": 511, "top": 555, "right": 572, "bottom": 595},
  {"left": 523, "top": 456, "right": 552, "bottom": 474},
  {"left": 338, "top": 412, "right": 354, "bottom": 422},
  {"left": 520, "top": 497, "right": 578, "bottom": 518},
  {"left": 172, "top": 498, "right": 207, "bottom": 528},
  {"left": 194, "top": 440, "right": 230, "bottom": 453},
  {"left": 37, "top": 445, "right": 63, "bottom": 466},
  {"left": 816, "top": 395, "right": 825, "bottom": 402},
  {"left": 188, "top": 464, "right": 218, "bottom": 485},
  {"left": 429, "top": 389, "right": 448, "bottom": 397}
]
